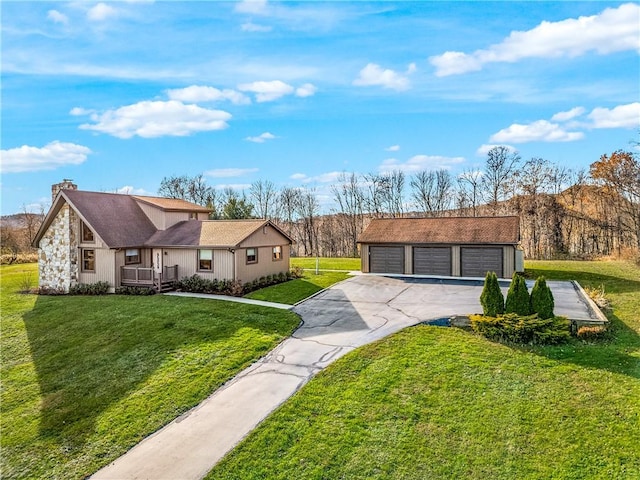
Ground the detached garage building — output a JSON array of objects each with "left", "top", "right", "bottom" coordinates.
[{"left": 358, "top": 216, "right": 522, "bottom": 279}]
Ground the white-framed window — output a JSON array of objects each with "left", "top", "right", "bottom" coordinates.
[
  {"left": 246, "top": 248, "right": 258, "bottom": 264},
  {"left": 81, "top": 221, "right": 95, "bottom": 243},
  {"left": 125, "top": 248, "right": 141, "bottom": 265},
  {"left": 198, "top": 249, "right": 213, "bottom": 271},
  {"left": 82, "top": 249, "right": 95, "bottom": 272},
  {"left": 272, "top": 245, "right": 282, "bottom": 261}
]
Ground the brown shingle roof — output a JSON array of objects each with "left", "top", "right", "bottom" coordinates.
[
  {"left": 146, "top": 219, "right": 290, "bottom": 247},
  {"left": 63, "top": 190, "right": 157, "bottom": 248},
  {"left": 358, "top": 217, "right": 520, "bottom": 245},
  {"left": 132, "top": 195, "right": 211, "bottom": 212}
]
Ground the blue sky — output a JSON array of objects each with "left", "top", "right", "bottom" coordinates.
[{"left": 2, "top": 0, "right": 639, "bottom": 215}]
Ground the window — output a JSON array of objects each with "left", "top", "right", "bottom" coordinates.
[
  {"left": 125, "top": 248, "right": 141, "bottom": 265},
  {"left": 81, "top": 221, "right": 94, "bottom": 243},
  {"left": 82, "top": 249, "right": 95, "bottom": 272},
  {"left": 189, "top": 212, "right": 198, "bottom": 220},
  {"left": 272, "top": 246, "right": 282, "bottom": 261},
  {"left": 246, "top": 248, "right": 258, "bottom": 264},
  {"left": 198, "top": 249, "right": 213, "bottom": 271}
]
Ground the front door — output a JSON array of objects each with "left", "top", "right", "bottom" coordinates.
[{"left": 153, "top": 249, "right": 163, "bottom": 278}]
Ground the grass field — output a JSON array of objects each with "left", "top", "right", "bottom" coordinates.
[
  {"left": 244, "top": 271, "right": 350, "bottom": 304},
  {"left": 290, "top": 257, "right": 360, "bottom": 271},
  {"left": 1, "top": 263, "right": 300, "bottom": 479},
  {"left": 208, "top": 259, "right": 640, "bottom": 479}
]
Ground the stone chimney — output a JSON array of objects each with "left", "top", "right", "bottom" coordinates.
[{"left": 52, "top": 179, "right": 78, "bottom": 202}]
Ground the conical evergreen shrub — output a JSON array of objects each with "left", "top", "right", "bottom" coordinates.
[
  {"left": 530, "top": 276, "right": 554, "bottom": 319},
  {"left": 505, "top": 273, "right": 531, "bottom": 316},
  {"left": 480, "top": 271, "right": 504, "bottom": 317}
]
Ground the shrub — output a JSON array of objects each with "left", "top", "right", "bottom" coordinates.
[
  {"left": 505, "top": 273, "right": 531, "bottom": 316},
  {"left": 576, "top": 325, "right": 608, "bottom": 341},
  {"left": 115, "top": 286, "right": 155, "bottom": 295},
  {"left": 68, "top": 281, "right": 111, "bottom": 295},
  {"left": 290, "top": 266, "right": 304, "bottom": 278},
  {"left": 530, "top": 276, "right": 554, "bottom": 319},
  {"left": 480, "top": 271, "right": 504, "bottom": 317},
  {"left": 470, "top": 313, "right": 570, "bottom": 345}
]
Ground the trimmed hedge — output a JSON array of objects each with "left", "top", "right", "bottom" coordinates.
[
  {"left": 531, "top": 276, "right": 554, "bottom": 319},
  {"left": 505, "top": 273, "right": 531, "bottom": 316},
  {"left": 175, "top": 269, "right": 304, "bottom": 297},
  {"left": 470, "top": 313, "right": 571, "bottom": 345},
  {"left": 68, "top": 281, "right": 110, "bottom": 295}
]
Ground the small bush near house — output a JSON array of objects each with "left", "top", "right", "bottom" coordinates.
[
  {"left": 290, "top": 266, "right": 304, "bottom": 278},
  {"left": 68, "top": 281, "right": 111, "bottom": 295},
  {"left": 470, "top": 313, "right": 571, "bottom": 345},
  {"left": 576, "top": 325, "right": 608, "bottom": 341},
  {"left": 530, "top": 276, "right": 554, "bottom": 319},
  {"left": 115, "top": 286, "right": 156, "bottom": 295},
  {"left": 175, "top": 274, "right": 296, "bottom": 297},
  {"left": 480, "top": 271, "right": 504, "bottom": 317},
  {"left": 505, "top": 273, "right": 531, "bottom": 316}
]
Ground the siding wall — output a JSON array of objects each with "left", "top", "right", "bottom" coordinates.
[
  {"left": 78, "top": 248, "right": 116, "bottom": 286},
  {"left": 235, "top": 245, "right": 290, "bottom": 283},
  {"left": 360, "top": 244, "right": 369, "bottom": 273},
  {"left": 135, "top": 203, "right": 198, "bottom": 229},
  {"left": 164, "top": 248, "right": 235, "bottom": 281},
  {"left": 503, "top": 245, "right": 515, "bottom": 278}
]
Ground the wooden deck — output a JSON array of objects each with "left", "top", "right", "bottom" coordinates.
[{"left": 121, "top": 265, "right": 179, "bottom": 292}]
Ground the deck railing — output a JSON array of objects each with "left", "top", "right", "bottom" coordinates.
[{"left": 120, "top": 265, "right": 179, "bottom": 289}]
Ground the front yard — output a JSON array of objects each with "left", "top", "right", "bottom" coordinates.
[
  {"left": 207, "top": 260, "right": 640, "bottom": 479},
  {"left": 1, "top": 263, "right": 300, "bottom": 479}
]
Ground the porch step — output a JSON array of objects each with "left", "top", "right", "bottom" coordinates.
[{"left": 156, "top": 282, "right": 176, "bottom": 293}]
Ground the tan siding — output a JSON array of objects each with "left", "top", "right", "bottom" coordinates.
[
  {"left": 503, "top": 245, "right": 515, "bottom": 278},
  {"left": 404, "top": 245, "right": 412, "bottom": 274},
  {"left": 361, "top": 245, "right": 369, "bottom": 273},
  {"left": 164, "top": 211, "right": 192, "bottom": 229},
  {"left": 79, "top": 248, "right": 115, "bottom": 286},
  {"left": 235, "top": 245, "right": 291, "bottom": 283},
  {"left": 451, "top": 246, "right": 461, "bottom": 276},
  {"left": 136, "top": 202, "right": 166, "bottom": 229},
  {"left": 164, "top": 248, "right": 234, "bottom": 281},
  {"left": 240, "top": 224, "right": 291, "bottom": 248},
  {"left": 197, "top": 212, "right": 209, "bottom": 220}
]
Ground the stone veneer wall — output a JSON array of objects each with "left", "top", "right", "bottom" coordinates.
[{"left": 38, "top": 204, "right": 78, "bottom": 292}]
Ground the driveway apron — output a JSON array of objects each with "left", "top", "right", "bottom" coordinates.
[{"left": 91, "top": 275, "right": 594, "bottom": 479}]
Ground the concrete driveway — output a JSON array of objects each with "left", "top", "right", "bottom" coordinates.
[{"left": 91, "top": 274, "right": 597, "bottom": 480}]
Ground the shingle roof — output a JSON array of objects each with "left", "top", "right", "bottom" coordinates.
[
  {"left": 357, "top": 217, "right": 520, "bottom": 245},
  {"left": 132, "top": 195, "right": 211, "bottom": 212},
  {"left": 63, "top": 190, "right": 157, "bottom": 248},
  {"left": 145, "top": 219, "right": 290, "bottom": 247}
]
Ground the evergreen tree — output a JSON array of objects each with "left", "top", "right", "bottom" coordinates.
[
  {"left": 530, "top": 276, "right": 554, "bottom": 319},
  {"left": 505, "top": 273, "right": 531, "bottom": 315},
  {"left": 480, "top": 271, "right": 505, "bottom": 317}
]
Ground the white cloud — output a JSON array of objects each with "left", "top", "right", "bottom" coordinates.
[
  {"left": 1, "top": 141, "right": 91, "bottom": 174},
  {"left": 235, "top": 0, "right": 268, "bottom": 15},
  {"left": 245, "top": 132, "right": 277, "bottom": 143},
  {"left": 353, "top": 63, "right": 412, "bottom": 91},
  {"left": 295, "top": 83, "right": 317, "bottom": 98},
  {"left": 241, "top": 22, "right": 272, "bottom": 32},
  {"left": 70, "top": 107, "right": 95, "bottom": 116},
  {"left": 290, "top": 171, "right": 343, "bottom": 183},
  {"left": 379, "top": 155, "right": 465, "bottom": 174},
  {"left": 476, "top": 144, "right": 517, "bottom": 156},
  {"left": 47, "top": 10, "right": 69, "bottom": 25},
  {"left": 205, "top": 168, "right": 259, "bottom": 178},
  {"left": 78, "top": 100, "right": 231, "bottom": 139},
  {"left": 115, "top": 186, "right": 152, "bottom": 195},
  {"left": 489, "top": 120, "right": 584, "bottom": 143},
  {"left": 430, "top": 3, "right": 640, "bottom": 76},
  {"left": 238, "top": 80, "right": 295, "bottom": 102},
  {"left": 588, "top": 102, "right": 640, "bottom": 129},
  {"left": 551, "top": 107, "right": 586, "bottom": 122},
  {"left": 166, "top": 85, "right": 250, "bottom": 105},
  {"left": 385, "top": 145, "right": 400, "bottom": 152},
  {"left": 87, "top": 2, "right": 118, "bottom": 21}
]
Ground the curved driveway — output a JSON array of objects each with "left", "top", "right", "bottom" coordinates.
[{"left": 91, "top": 274, "right": 594, "bottom": 480}]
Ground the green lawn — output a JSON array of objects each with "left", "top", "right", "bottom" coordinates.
[
  {"left": 0, "top": 264, "right": 300, "bottom": 480},
  {"left": 208, "top": 260, "right": 640, "bottom": 479},
  {"left": 290, "top": 257, "right": 361, "bottom": 271},
  {"left": 244, "top": 271, "right": 351, "bottom": 304}
]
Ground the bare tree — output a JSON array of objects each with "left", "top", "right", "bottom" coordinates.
[
  {"left": 331, "top": 172, "right": 365, "bottom": 257},
  {"left": 411, "top": 169, "right": 452, "bottom": 216},
  {"left": 296, "top": 188, "right": 320, "bottom": 256},
  {"left": 457, "top": 169, "right": 483, "bottom": 217},
  {"left": 380, "top": 170, "right": 405, "bottom": 217},
  {"left": 250, "top": 180, "right": 276, "bottom": 219},
  {"left": 158, "top": 174, "right": 216, "bottom": 207},
  {"left": 482, "top": 146, "right": 521, "bottom": 214}
]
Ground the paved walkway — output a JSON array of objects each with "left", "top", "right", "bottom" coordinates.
[
  {"left": 164, "top": 291, "right": 293, "bottom": 310},
  {"left": 91, "top": 275, "right": 598, "bottom": 480}
]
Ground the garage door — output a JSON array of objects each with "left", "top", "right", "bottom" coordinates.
[
  {"left": 460, "top": 247, "right": 503, "bottom": 277},
  {"left": 413, "top": 247, "right": 451, "bottom": 276},
  {"left": 369, "top": 246, "right": 405, "bottom": 274}
]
